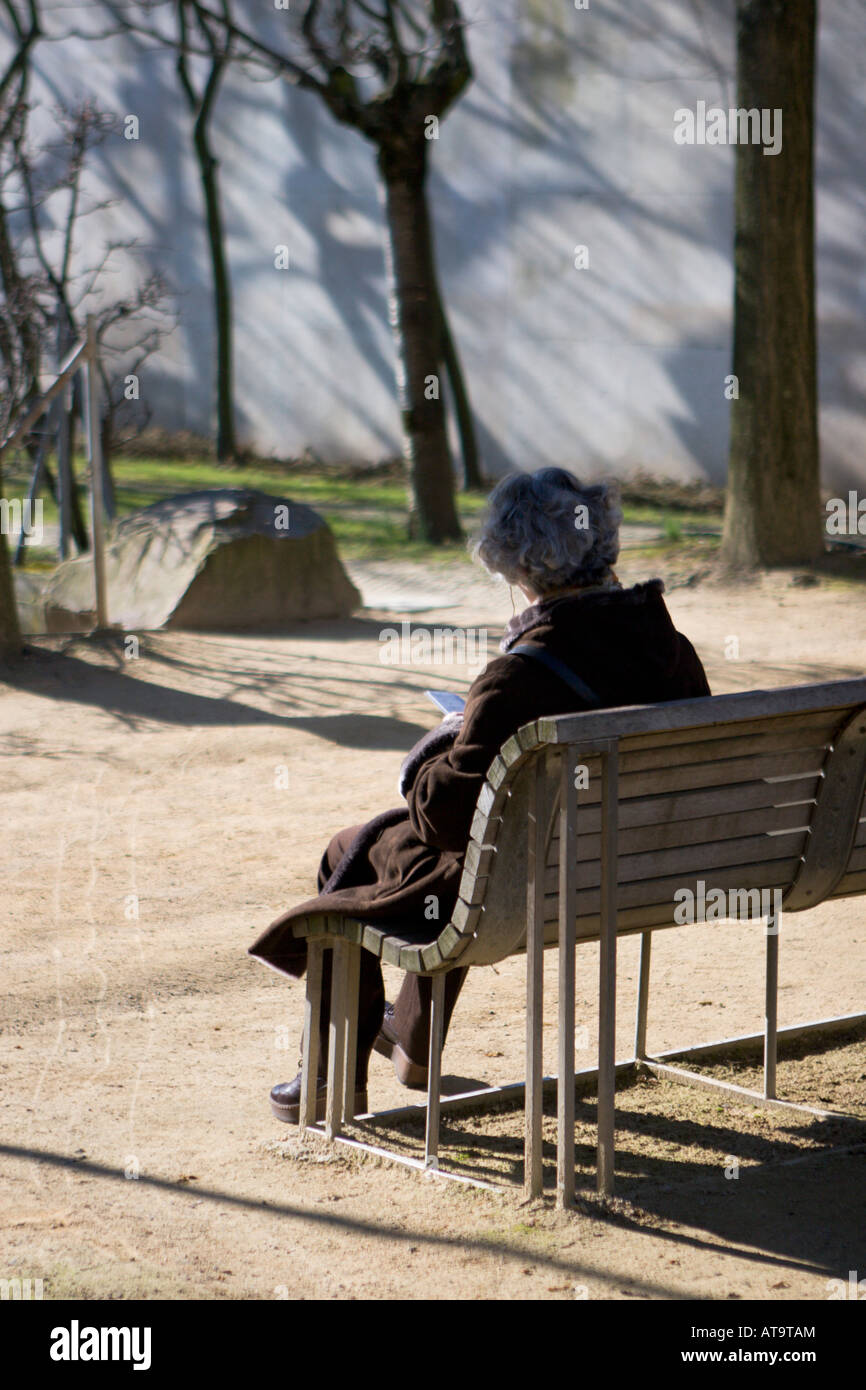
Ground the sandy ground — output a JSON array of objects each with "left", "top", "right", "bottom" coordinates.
[{"left": 2, "top": 550, "right": 866, "bottom": 1301}]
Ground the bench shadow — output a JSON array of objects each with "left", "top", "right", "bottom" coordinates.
[
  {"left": 441, "top": 1073, "right": 490, "bottom": 1095},
  {"left": 619, "top": 1147, "right": 866, "bottom": 1278},
  {"left": 358, "top": 1089, "right": 866, "bottom": 1278}
]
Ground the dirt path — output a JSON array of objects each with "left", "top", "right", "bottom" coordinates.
[{"left": 2, "top": 556, "right": 865, "bottom": 1300}]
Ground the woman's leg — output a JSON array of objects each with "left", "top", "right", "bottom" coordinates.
[
  {"left": 389, "top": 967, "right": 469, "bottom": 1066},
  {"left": 317, "top": 824, "right": 367, "bottom": 893}
]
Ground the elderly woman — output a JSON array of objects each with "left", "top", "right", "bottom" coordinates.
[{"left": 251, "top": 467, "right": 710, "bottom": 1121}]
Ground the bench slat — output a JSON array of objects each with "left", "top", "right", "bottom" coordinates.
[
  {"left": 543, "top": 827, "right": 808, "bottom": 887},
  {"left": 462, "top": 828, "right": 804, "bottom": 907},
  {"left": 540, "top": 858, "right": 800, "bottom": 922},
  {"left": 539, "top": 683, "right": 866, "bottom": 745},
  {"left": 397, "top": 944, "right": 426, "bottom": 972},
  {"left": 555, "top": 748, "right": 824, "bottom": 805},
  {"left": 471, "top": 773, "right": 819, "bottom": 850},
  {"left": 462, "top": 840, "right": 498, "bottom": 878},
  {"left": 474, "top": 780, "right": 509, "bottom": 819},
  {"left": 615, "top": 705, "right": 847, "bottom": 754},
  {"left": 548, "top": 775, "right": 818, "bottom": 834},
  {"left": 434, "top": 922, "right": 475, "bottom": 960},
  {"left": 541, "top": 892, "right": 780, "bottom": 942},
  {"left": 613, "top": 723, "right": 836, "bottom": 775},
  {"left": 361, "top": 924, "right": 385, "bottom": 958},
  {"left": 469, "top": 805, "right": 498, "bottom": 845},
  {"left": 456, "top": 863, "right": 806, "bottom": 968},
  {"left": 452, "top": 898, "right": 483, "bottom": 934},
  {"left": 419, "top": 939, "right": 446, "bottom": 971},
  {"left": 485, "top": 754, "right": 509, "bottom": 790},
  {"left": 544, "top": 801, "right": 811, "bottom": 860}
]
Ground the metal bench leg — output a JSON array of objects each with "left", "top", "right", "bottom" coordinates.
[
  {"left": 299, "top": 940, "right": 324, "bottom": 1137},
  {"left": 325, "top": 939, "right": 348, "bottom": 1140},
  {"left": 342, "top": 943, "right": 361, "bottom": 1121},
  {"left": 425, "top": 972, "right": 446, "bottom": 1170},
  {"left": 764, "top": 906, "right": 780, "bottom": 1100},
  {"left": 597, "top": 743, "right": 619, "bottom": 1198},
  {"left": 525, "top": 755, "right": 546, "bottom": 1198},
  {"left": 634, "top": 930, "right": 652, "bottom": 1061},
  {"left": 557, "top": 749, "right": 578, "bottom": 1210}
]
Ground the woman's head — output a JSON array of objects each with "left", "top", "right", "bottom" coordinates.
[{"left": 473, "top": 467, "right": 622, "bottom": 598}]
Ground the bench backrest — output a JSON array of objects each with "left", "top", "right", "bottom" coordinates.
[{"left": 448, "top": 680, "right": 866, "bottom": 969}]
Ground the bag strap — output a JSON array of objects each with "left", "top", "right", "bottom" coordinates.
[{"left": 510, "top": 642, "right": 601, "bottom": 709}]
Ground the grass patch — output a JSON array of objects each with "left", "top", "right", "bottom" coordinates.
[
  {"left": 3, "top": 453, "right": 724, "bottom": 571},
  {"left": 3, "top": 454, "right": 488, "bottom": 567}
]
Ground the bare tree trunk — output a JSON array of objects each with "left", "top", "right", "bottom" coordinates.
[
  {"left": 68, "top": 407, "right": 88, "bottom": 551},
  {"left": 0, "top": 458, "right": 22, "bottom": 662},
  {"left": 207, "top": 175, "right": 234, "bottom": 458},
  {"left": 0, "top": 194, "right": 41, "bottom": 399},
  {"left": 379, "top": 138, "right": 461, "bottom": 543},
  {"left": 100, "top": 411, "right": 116, "bottom": 520},
  {"left": 721, "top": 0, "right": 821, "bottom": 568},
  {"left": 193, "top": 123, "right": 236, "bottom": 461},
  {"left": 177, "top": 19, "right": 237, "bottom": 464},
  {"left": 436, "top": 282, "right": 482, "bottom": 490},
  {"left": 59, "top": 322, "right": 89, "bottom": 553}
]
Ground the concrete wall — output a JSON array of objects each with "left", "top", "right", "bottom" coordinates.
[{"left": 13, "top": 0, "right": 866, "bottom": 486}]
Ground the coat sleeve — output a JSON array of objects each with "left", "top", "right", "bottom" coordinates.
[
  {"left": 406, "top": 657, "right": 523, "bottom": 853},
  {"left": 676, "top": 634, "right": 712, "bottom": 697},
  {"left": 398, "top": 712, "right": 463, "bottom": 798}
]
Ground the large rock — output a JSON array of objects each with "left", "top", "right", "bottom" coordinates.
[
  {"left": 12, "top": 570, "right": 48, "bottom": 635},
  {"left": 42, "top": 489, "right": 361, "bottom": 633}
]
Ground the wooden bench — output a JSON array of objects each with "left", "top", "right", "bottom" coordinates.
[{"left": 290, "top": 678, "right": 866, "bottom": 1205}]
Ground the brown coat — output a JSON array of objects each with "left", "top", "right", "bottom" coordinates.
[{"left": 249, "top": 581, "right": 710, "bottom": 977}]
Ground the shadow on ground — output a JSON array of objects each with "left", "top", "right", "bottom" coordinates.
[{"left": 1, "top": 643, "right": 431, "bottom": 746}]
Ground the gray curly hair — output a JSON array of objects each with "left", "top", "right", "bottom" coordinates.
[{"left": 472, "top": 468, "right": 622, "bottom": 596}]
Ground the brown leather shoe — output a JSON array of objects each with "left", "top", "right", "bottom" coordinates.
[
  {"left": 373, "top": 1004, "right": 429, "bottom": 1090},
  {"left": 270, "top": 1073, "right": 368, "bottom": 1124}
]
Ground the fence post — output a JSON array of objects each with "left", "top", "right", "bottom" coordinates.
[{"left": 84, "top": 315, "right": 109, "bottom": 629}]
